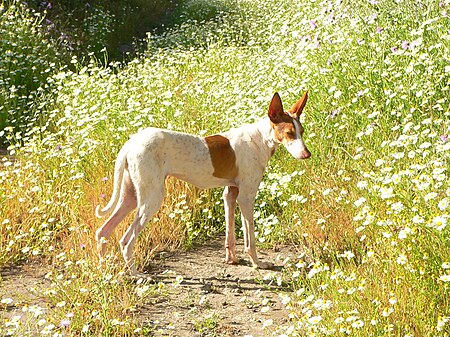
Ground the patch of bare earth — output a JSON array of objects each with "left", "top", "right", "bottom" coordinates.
[
  {"left": 0, "top": 238, "right": 297, "bottom": 336},
  {"left": 0, "top": 261, "right": 51, "bottom": 323},
  {"left": 140, "top": 238, "right": 294, "bottom": 337}
]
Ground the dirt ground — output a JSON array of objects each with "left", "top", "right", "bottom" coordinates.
[
  {"left": 140, "top": 238, "right": 295, "bottom": 336},
  {"left": 1, "top": 238, "right": 296, "bottom": 336}
]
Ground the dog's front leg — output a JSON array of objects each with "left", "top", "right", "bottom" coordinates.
[
  {"left": 223, "top": 186, "right": 239, "bottom": 264},
  {"left": 237, "top": 193, "right": 273, "bottom": 269}
]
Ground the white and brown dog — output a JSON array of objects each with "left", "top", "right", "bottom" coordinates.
[{"left": 95, "top": 92, "right": 310, "bottom": 275}]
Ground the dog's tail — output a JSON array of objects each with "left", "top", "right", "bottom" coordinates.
[{"left": 95, "top": 145, "right": 128, "bottom": 218}]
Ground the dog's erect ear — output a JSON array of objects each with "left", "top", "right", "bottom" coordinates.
[
  {"left": 289, "top": 91, "right": 308, "bottom": 119},
  {"left": 268, "top": 93, "right": 284, "bottom": 123}
]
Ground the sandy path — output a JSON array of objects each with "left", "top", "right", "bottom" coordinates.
[
  {"left": 140, "top": 238, "right": 292, "bottom": 336},
  {"left": 0, "top": 238, "right": 295, "bottom": 336}
]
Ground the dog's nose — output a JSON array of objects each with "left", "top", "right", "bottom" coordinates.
[{"left": 301, "top": 149, "right": 311, "bottom": 159}]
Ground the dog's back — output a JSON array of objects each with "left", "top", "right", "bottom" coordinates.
[{"left": 125, "top": 127, "right": 237, "bottom": 189}]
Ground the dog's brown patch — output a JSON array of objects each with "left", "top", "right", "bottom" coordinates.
[
  {"left": 205, "top": 135, "right": 238, "bottom": 179},
  {"left": 271, "top": 114, "right": 297, "bottom": 144}
]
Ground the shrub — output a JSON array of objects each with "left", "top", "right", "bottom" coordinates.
[{"left": 0, "top": 1, "right": 64, "bottom": 142}]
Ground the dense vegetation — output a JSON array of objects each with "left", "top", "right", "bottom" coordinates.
[
  {"left": 0, "top": 0, "right": 180, "bottom": 135},
  {"left": 1, "top": 0, "right": 449, "bottom": 335}
]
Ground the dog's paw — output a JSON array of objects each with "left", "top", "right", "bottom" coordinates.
[{"left": 224, "top": 257, "right": 239, "bottom": 265}]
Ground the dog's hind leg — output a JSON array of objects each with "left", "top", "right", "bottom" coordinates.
[
  {"left": 119, "top": 183, "right": 165, "bottom": 276},
  {"left": 95, "top": 170, "right": 136, "bottom": 257},
  {"left": 223, "top": 186, "right": 239, "bottom": 264}
]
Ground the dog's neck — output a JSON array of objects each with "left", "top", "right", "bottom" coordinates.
[
  {"left": 241, "top": 117, "right": 280, "bottom": 166},
  {"left": 256, "top": 117, "right": 279, "bottom": 151}
]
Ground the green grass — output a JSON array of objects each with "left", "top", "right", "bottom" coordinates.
[
  {"left": 1, "top": 0, "right": 450, "bottom": 335},
  {"left": 194, "top": 313, "right": 221, "bottom": 335}
]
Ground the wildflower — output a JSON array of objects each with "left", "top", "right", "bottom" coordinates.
[
  {"left": 309, "top": 20, "right": 318, "bottom": 29},
  {"left": 388, "top": 297, "right": 397, "bottom": 305},
  {"left": 440, "top": 134, "right": 449, "bottom": 142},
  {"left": 412, "top": 215, "right": 424, "bottom": 224},
  {"left": 439, "top": 275, "right": 450, "bottom": 282},
  {"left": 56, "top": 301, "right": 66, "bottom": 307},
  {"left": 397, "top": 254, "right": 407, "bottom": 265},
  {"left": 357, "top": 180, "right": 368, "bottom": 189},
  {"left": 442, "top": 262, "right": 450, "bottom": 269},
  {"left": 296, "top": 288, "right": 305, "bottom": 296},
  {"left": 379, "top": 187, "right": 394, "bottom": 199},
  {"left": 40, "top": 323, "right": 55, "bottom": 335},
  {"left": 391, "top": 202, "right": 404, "bottom": 213},
  {"left": 307, "top": 316, "right": 322, "bottom": 325},
  {"left": 334, "top": 317, "right": 344, "bottom": 324},
  {"left": 173, "top": 275, "right": 184, "bottom": 287},
  {"left": 354, "top": 197, "right": 366, "bottom": 207},
  {"left": 419, "top": 142, "right": 432, "bottom": 149},
  {"left": 351, "top": 320, "right": 364, "bottom": 328},
  {"left": 280, "top": 294, "right": 291, "bottom": 305},
  {"left": 330, "top": 109, "right": 339, "bottom": 118},
  {"left": 382, "top": 307, "right": 394, "bottom": 317},
  {"left": 424, "top": 192, "right": 438, "bottom": 201},
  {"left": 262, "top": 319, "right": 273, "bottom": 328},
  {"left": 60, "top": 319, "right": 71, "bottom": 328},
  {"left": 308, "top": 264, "right": 322, "bottom": 278},
  {"left": 29, "top": 305, "right": 45, "bottom": 317},
  {"left": 1, "top": 298, "right": 13, "bottom": 305},
  {"left": 401, "top": 41, "right": 409, "bottom": 49},
  {"left": 392, "top": 152, "right": 405, "bottom": 159},
  {"left": 437, "top": 316, "right": 449, "bottom": 331},
  {"left": 375, "top": 159, "right": 384, "bottom": 166},
  {"left": 340, "top": 251, "right": 355, "bottom": 260},
  {"left": 432, "top": 215, "right": 447, "bottom": 231},
  {"left": 438, "top": 198, "right": 449, "bottom": 210},
  {"left": 398, "top": 227, "right": 411, "bottom": 239},
  {"left": 111, "top": 318, "right": 125, "bottom": 326}
]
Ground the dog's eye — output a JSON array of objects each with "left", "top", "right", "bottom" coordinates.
[{"left": 285, "top": 130, "right": 296, "bottom": 138}]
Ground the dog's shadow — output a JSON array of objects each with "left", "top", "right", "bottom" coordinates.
[{"left": 134, "top": 258, "right": 289, "bottom": 293}]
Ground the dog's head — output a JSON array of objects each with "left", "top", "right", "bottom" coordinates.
[{"left": 268, "top": 92, "right": 311, "bottom": 160}]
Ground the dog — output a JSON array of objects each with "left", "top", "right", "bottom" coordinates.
[{"left": 95, "top": 92, "right": 311, "bottom": 275}]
